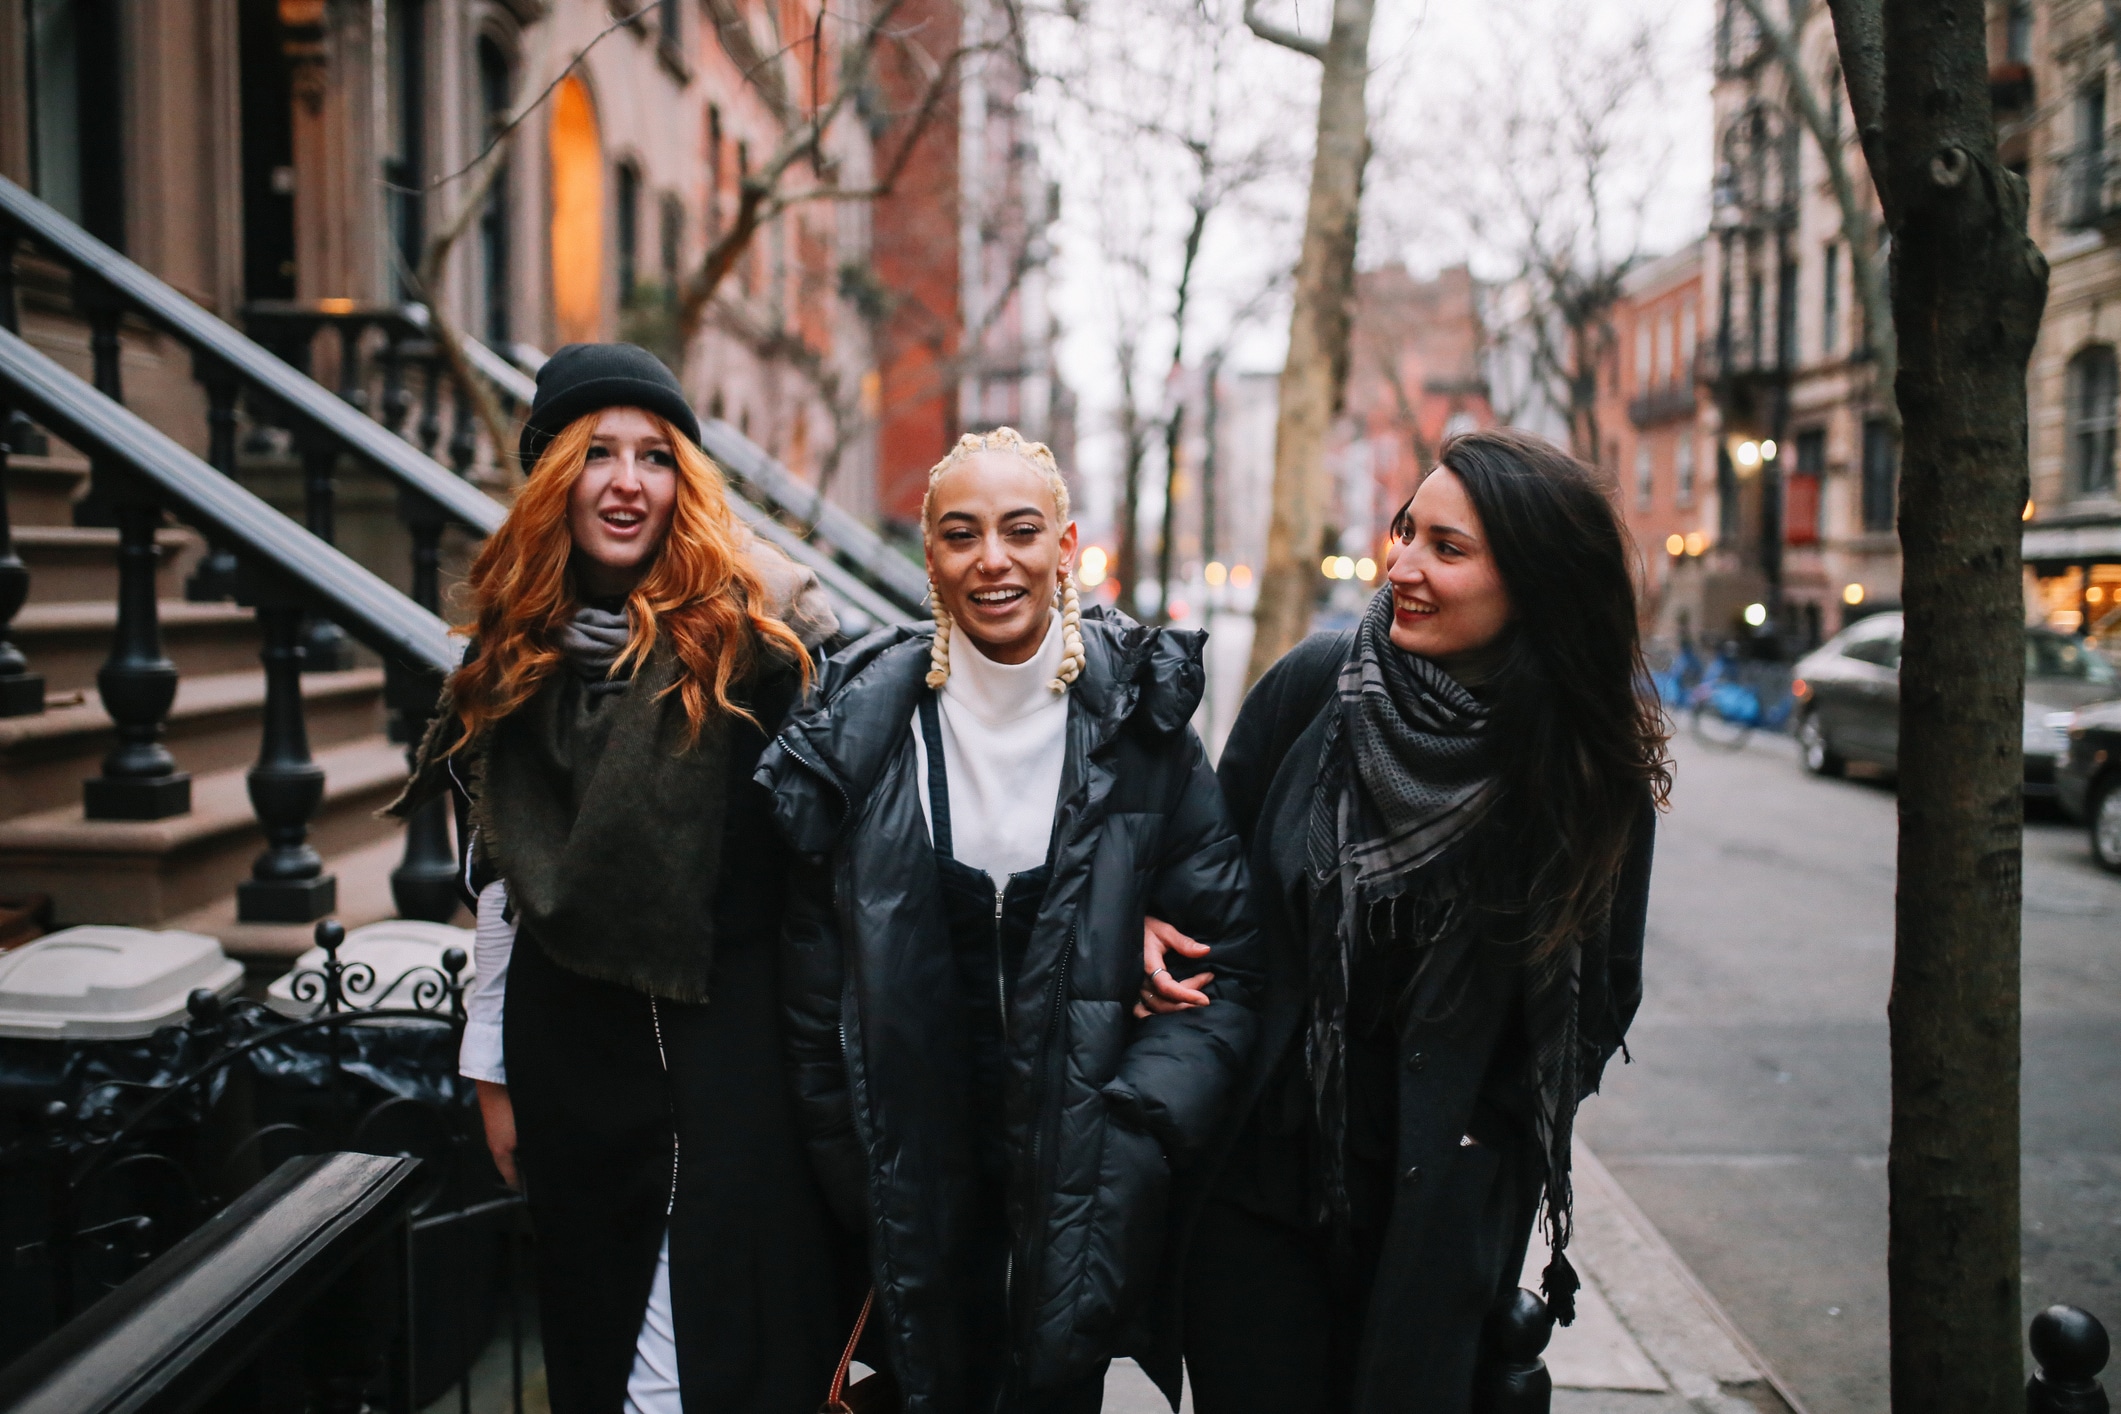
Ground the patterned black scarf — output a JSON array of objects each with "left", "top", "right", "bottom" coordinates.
[{"left": 1304, "top": 587, "right": 1589, "bottom": 1323}]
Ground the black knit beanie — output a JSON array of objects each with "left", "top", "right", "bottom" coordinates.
[{"left": 517, "top": 342, "right": 703, "bottom": 472}]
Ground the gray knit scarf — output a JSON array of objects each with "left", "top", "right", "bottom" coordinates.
[
  {"left": 554, "top": 603, "right": 634, "bottom": 694},
  {"left": 1303, "top": 587, "right": 1589, "bottom": 1324}
]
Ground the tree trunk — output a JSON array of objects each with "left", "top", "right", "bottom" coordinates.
[
  {"left": 1244, "top": 0, "right": 1375, "bottom": 687},
  {"left": 1825, "top": 1, "right": 2049, "bottom": 1407}
]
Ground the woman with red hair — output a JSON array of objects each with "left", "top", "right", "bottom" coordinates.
[{"left": 394, "top": 345, "right": 848, "bottom": 1414}]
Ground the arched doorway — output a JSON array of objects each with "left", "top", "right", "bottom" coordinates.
[{"left": 549, "top": 74, "right": 603, "bottom": 345}]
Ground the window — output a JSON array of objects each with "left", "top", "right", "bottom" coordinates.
[
  {"left": 2007, "top": 1, "right": 2032, "bottom": 65},
  {"left": 1842, "top": 625, "right": 1900, "bottom": 668},
  {"left": 1676, "top": 436, "right": 1697, "bottom": 506},
  {"left": 2074, "top": 85, "right": 2107, "bottom": 227},
  {"left": 1789, "top": 428, "right": 1826, "bottom": 545},
  {"left": 1656, "top": 315, "right": 1674, "bottom": 387},
  {"left": 1861, "top": 417, "right": 1896, "bottom": 532},
  {"left": 1747, "top": 263, "right": 1765, "bottom": 367},
  {"left": 1680, "top": 302, "right": 1697, "bottom": 374},
  {"left": 1718, "top": 445, "right": 1740, "bottom": 540},
  {"left": 660, "top": 194, "right": 684, "bottom": 309},
  {"left": 659, "top": 0, "right": 679, "bottom": 47},
  {"left": 27, "top": 0, "right": 125, "bottom": 247},
  {"left": 384, "top": 0, "right": 426, "bottom": 301},
  {"left": 1635, "top": 323, "right": 1652, "bottom": 389},
  {"left": 1635, "top": 443, "right": 1655, "bottom": 509},
  {"left": 477, "top": 37, "right": 513, "bottom": 344},
  {"left": 1822, "top": 243, "right": 1840, "bottom": 353},
  {"left": 1777, "top": 258, "right": 1799, "bottom": 369},
  {"left": 2067, "top": 345, "right": 2119, "bottom": 496},
  {"left": 616, "top": 161, "right": 641, "bottom": 305},
  {"left": 706, "top": 106, "right": 724, "bottom": 235}
]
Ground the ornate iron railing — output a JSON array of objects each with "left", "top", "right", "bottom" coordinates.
[{"left": 0, "top": 919, "right": 528, "bottom": 1412}]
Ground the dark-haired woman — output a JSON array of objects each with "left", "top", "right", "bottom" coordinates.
[
  {"left": 392, "top": 344, "right": 852, "bottom": 1414},
  {"left": 1166, "top": 429, "right": 1668, "bottom": 1414}
]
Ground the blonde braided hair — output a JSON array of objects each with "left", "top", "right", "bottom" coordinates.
[{"left": 922, "top": 427, "right": 1086, "bottom": 693}]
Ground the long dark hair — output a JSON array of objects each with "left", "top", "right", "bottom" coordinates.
[{"left": 1393, "top": 428, "right": 1672, "bottom": 961}]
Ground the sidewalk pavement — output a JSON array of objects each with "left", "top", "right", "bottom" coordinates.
[{"left": 1101, "top": 1142, "right": 1806, "bottom": 1414}]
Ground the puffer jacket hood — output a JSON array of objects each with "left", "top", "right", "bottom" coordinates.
[{"left": 757, "top": 606, "right": 1256, "bottom": 1414}]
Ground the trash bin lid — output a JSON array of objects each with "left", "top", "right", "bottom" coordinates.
[
  {"left": 265, "top": 920, "right": 474, "bottom": 1018},
  {"left": 0, "top": 926, "right": 243, "bottom": 1040}
]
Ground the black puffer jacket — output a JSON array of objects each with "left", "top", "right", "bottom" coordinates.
[{"left": 756, "top": 608, "right": 1263, "bottom": 1414}]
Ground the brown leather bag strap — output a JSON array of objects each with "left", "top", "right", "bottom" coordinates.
[{"left": 819, "top": 1288, "right": 876, "bottom": 1414}]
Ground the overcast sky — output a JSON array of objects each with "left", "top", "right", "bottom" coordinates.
[{"left": 1031, "top": 0, "right": 1715, "bottom": 532}]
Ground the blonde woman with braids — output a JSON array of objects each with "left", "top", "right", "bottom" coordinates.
[
  {"left": 759, "top": 429, "right": 1264, "bottom": 1414},
  {"left": 392, "top": 345, "right": 856, "bottom": 1414}
]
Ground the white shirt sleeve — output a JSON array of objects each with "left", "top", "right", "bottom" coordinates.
[{"left": 459, "top": 879, "right": 514, "bottom": 1084}]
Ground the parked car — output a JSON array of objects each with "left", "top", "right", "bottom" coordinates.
[
  {"left": 1790, "top": 613, "right": 2120, "bottom": 796},
  {"left": 2057, "top": 699, "right": 2121, "bottom": 873}
]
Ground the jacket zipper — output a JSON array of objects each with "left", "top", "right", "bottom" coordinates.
[
  {"left": 993, "top": 884, "right": 1009, "bottom": 1039},
  {"left": 649, "top": 998, "right": 678, "bottom": 1216},
  {"left": 1013, "top": 926, "right": 1076, "bottom": 1350}
]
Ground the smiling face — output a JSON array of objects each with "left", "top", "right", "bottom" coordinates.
[
  {"left": 1385, "top": 467, "right": 1513, "bottom": 664},
  {"left": 566, "top": 406, "right": 680, "bottom": 597},
  {"left": 925, "top": 450, "right": 1078, "bottom": 665}
]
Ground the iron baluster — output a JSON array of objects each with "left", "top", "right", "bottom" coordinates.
[
  {"left": 416, "top": 347, "right": 445, "bottom": 457},
  {"left": 447, "top": 377, "right": 478, "bottom": 477},
  {"left": 236, "top": 598, "right": 336, "bottom": 922},
  {"left": 184, "top": 351, "right": 241, "bottom": 601},
  {"left": 295, "top": 422, "right": 354, "bottom": 670},
  {"left": 0, "top": 219, "right": 45, "bottom": 453},
  {"left": 336, "top": 318, "right": 371, "bottom": 416},
  {"left": 84, "top": 473, "right": 191, "bottom": 819},
  {"left": 0, "top": 389, "right": 40, "bottom": 716},
  {"left": 390, "top": 487, "right": 457, "bottom": 922},
  {"left": 380, "top": 332, "right": 413, "bottom": 435},
  {"left": 0, "top": 221, "right": 39, "bottom": 713}
]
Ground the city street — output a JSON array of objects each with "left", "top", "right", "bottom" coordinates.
[{"left": 1575, "top": 729, "right": 2121, "bottom": 1414}]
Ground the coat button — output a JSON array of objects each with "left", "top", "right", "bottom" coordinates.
[
  {"left": 1401, "top": 1164, "right": 1421, "bottom": 1186},
  {"left": 1406, "top": 1050, "right": 1428, "bottom": 1072}
]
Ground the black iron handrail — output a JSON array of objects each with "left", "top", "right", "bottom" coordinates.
[
  {"left": 0, "top": 176, "right": 502, "bottom": 538},
  {"left": 0, "top": 1152, "right": 422, "bottom": 1414},
  {"left": 0, "top": 327, "right": 455, "bottom": 674},
  {"left": 699, "top": 419, "right": 929, "bottom": 613}
]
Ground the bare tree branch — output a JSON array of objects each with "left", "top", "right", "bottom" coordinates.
[
  {"left": 1822, "top": 0, "right": 1891, "bottom": 225},
  {"left": 1735, "top": 0, "right": 1897, "bottom": 428},
  {"left": 1242, "top": 0, "right": 1324, "bottom": 59}
]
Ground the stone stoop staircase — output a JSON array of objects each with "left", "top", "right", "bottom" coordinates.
[
  {"left": 0, "top": 444, "right": 409, "bottom": 964},
  {"left": 0, "top": 176, "right": 922, "bottom": 974}
]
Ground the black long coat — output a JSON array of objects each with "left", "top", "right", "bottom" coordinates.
[
  {"left": 755, "top": 609, "right": 1264, "bottom": 1414},
  {"left": 1200, "top": 630, "right": 1654, "bottom": 1413},
  {"left": 415, "top": 668, "right": 854, "bottom": 1414}
]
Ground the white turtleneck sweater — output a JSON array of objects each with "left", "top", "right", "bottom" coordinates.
[{"left": 912, "top": 611, "right": 1070, "bottom": 884}]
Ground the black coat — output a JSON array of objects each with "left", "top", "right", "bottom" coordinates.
[
  {"left": 755, "top": 609, "right": 1264, "bottom": 1414},
  {"left": 1205, "top": 631, "right": 1653, "bottom": 1412},
  {"left": 410, "top": 669, "right": 853, "bottom": 1414}
]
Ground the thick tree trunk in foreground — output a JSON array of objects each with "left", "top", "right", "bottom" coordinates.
[
  {"left": 1825, "top": 2, "right": 2049, "bottom": 1408},
  {"left": 1244, "top": 0, "right": 1375, "bottom": 688}
]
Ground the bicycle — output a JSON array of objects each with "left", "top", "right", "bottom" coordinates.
[{"left": 1687, "top": 654, "right": 1796, "bottom": 750}]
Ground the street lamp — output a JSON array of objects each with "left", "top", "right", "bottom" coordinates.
[
  {"left": 1744, "top": 602, "right": 1769, "bottom": 627},
  {"left": 1843, "top": 583, "right": 1866, "bottom": 606}
]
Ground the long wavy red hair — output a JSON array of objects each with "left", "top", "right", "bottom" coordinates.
[{"left": 446, "top": 410, "right": 809, "bottom": 747}]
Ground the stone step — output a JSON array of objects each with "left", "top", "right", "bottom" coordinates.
[
  {"left": 3, "top": 450, "right": 92, "bottom": 527},
  {"left": 14, "top": 524, "right": 205, "bottom": 604},
  {"left": 169, "top": 831, "right": 470, "bottom": 972},
  {"left": 11, "top": 599, "right": 266, "bottom": 693},
  {"left": 0, "top": 735, "right": 409, "bottom": 928},
  {"left": 0, "top": 666, "right": 387, "bottom": 820}
]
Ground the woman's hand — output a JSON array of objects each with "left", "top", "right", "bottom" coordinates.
[
  {"left": 1136, "top": 917, "right": 1214, "bottom": 1018},
  {"left": 477, "top": 1079, "right": 520, "bottom": 1189}
]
